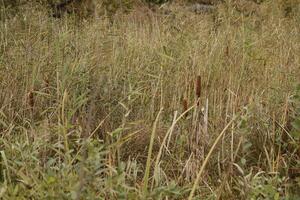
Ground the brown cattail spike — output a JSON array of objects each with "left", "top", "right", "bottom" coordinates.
[
  {"left": 225, "top": 46, "right": 229, "bottom": 57},
  {"left": 182, "top": 98, "right": 188, "bottom": 118},
  {"left": 28, "top": 90, "right": 35, "bottom": 111},
  {"left": 195, "top": 75, "right": 201, "bottom": 105}
]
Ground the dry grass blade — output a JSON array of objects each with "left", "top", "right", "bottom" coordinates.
[
  {"left": 152, "top": 104, "right": 197, "bottom": 187},
  {"left": 142, "top": 108, "right": 163, "bottom": 195},
  {"left": 188, "top": 116, "right": 237, "bottom": 200},
  {"left": 1, "top": 0, "right": 300, "bottom": 199}
]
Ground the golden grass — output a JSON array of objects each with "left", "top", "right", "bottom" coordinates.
[{"left": 0, "top": 0, "right": 299, "bottom": 199}]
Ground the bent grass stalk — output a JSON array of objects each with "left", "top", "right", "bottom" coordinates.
[
  {"left": 188, "top": 116, "right": 237, "bottom": 200},
  {"left": 142, "top": 108, "right": 163, "bottom": 196},
  {"left": 152, "top": 104, "right": 197, "bottom": 187}
]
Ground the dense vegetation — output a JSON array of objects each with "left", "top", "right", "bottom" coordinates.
[{"left": 0, "top": 0, "right": 299, "bottom": 199}]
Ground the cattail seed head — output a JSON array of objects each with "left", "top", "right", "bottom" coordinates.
[
  {"left": 28, "top": 90, "right": 35, "bottom": 110},
  {"left": 225, "top": 46, "right": 229, "bottom": 57},
  {"left": 182, "top": 98, "right": 188, "bottom": 117},
  {"left": 195, "top": 75, "right": 201, "bottom": 106},
  {"left": 196, "top": 75, "right": 201, "bottom": 99}
]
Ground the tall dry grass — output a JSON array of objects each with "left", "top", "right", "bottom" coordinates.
[{"left": 0, "top": 0, "right": 299, "bottom": 199}]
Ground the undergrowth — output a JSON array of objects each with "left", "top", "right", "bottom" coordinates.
[{"left": 0, "top": 0, "right": 299, "bottom": 199}]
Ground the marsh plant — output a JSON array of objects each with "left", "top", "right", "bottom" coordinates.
[{"left": 0, "top": 0, "right": 299, "bottom": 199}]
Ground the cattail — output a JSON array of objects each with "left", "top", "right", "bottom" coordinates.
[
  {"left": 195, "top": 75, "right": 201, "bottom": 105},
  {"left": 28, "top": 90, "right": 35, "bottom": 111},
  {"left": 225, "top": 46, "right": 229, "bottom": 57},
  {"left": 182, "top": 98, "right": 188, "bottom": 118}
]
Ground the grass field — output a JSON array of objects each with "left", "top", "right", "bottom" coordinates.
[{"left": 0, "top": 1, "right": 300, "bottom": 199}]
